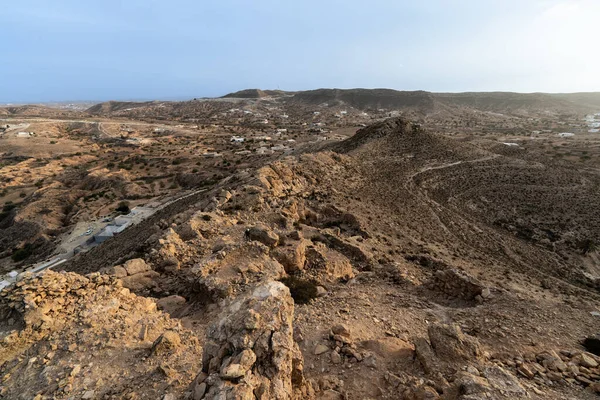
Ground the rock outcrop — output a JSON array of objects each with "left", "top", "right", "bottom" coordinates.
[{"left": 197, "top": 281, "right": 309, "bottom": 399}]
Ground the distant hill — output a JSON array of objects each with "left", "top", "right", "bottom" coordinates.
[
  {"left": 79, "top": 89, "right": 600, "bottom": 120},
  {"left": 433, "top": 92, "right": 596, "bottom": 114},
  {"left": 221, "top": 88, "right": 600, "bottom": 115},
  {"left": 550, "top": 92, "right": 600, "bottom": 109},
  {"left": 86, "top": 101, "right": 156, "bottom": 115},
  {"left": 288, "top": 88, "right": 437, "bottom": 112},
  {"left": 221, "top": 89, "right": 292, "bottom": 99}
]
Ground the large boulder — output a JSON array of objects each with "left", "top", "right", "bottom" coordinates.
[
  {"left": 427, "top": 323, "right": 481, "bottom": 362},
  {"left": 123, "top": 258, "right": 150, "bottom": 276},
  {"left": 273, "top": 239, "right": 309, "bottom": 273},
  {"left": 245, "top": 225, "right": 280, "bottom": 248},
  {"left": 198, "top": 281, "right": 307, "bottom": 399}
]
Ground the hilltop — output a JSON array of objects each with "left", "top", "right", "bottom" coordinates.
[{"left": 221, "top": 89, "right": 293, "bottom": 99}]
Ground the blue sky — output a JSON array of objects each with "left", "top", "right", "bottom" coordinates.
[{"left": 1, "top": 0, "right": 598, "bottom": 102}]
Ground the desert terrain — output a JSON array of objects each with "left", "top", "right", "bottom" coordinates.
[{"left": 1, "top": 89, "right": 600, "bottom": 399}]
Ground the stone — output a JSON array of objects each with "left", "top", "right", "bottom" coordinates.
[
  {"left": 331, "top": 324, "right": 351, "bottom": 338},
  {"left": 102, "top": 265, "right": 127, "bottom": 278},
  {"left": 200, "top": 281, "right": 305, "bottom": 399},
  {"left": 273, "top": 239, "right": 309, "bottom": 273},
  {"left": 120, "top": 271, "right": 160, "bottom": 292},
  {"left": 481, "top": 287, "right": 492, "bottom": 299},
  {"left": 517, "top": 364, "right": 535, "bottom": 379},
  {"left": 193, "top": 382, "right": 207, "bottom": 400},
  {"left": 70, "top": 364, "right": 81, "bottom": 376},
  {"left": 316, "top": 286, "right": 327, "bottom": 297},
  {"left": 123, "top": 258, "right": 150, "bottom": 276},
  {"left": 151, "top": 331, "right": 181, "bottom": 356},
  {"left": 82, "top": 390, "right": 95, "bottom": 399},
  {"left": 579, "top": 353, "right": 599, "bottom": 368},
  {"left": 314, "top": 344, "right": 330, "bottom": 355},
  {"left": 220, "top": 349, "right": 257, "bottom": 380},
  {"left": 546, "top": 371, "right": 563, "bottom": 381},
  {"left": 414, "top": 337, "right": 442, "bottom": 375},
  {"left": 427, "top": 323, "right": 481, "bottom": 362},
  {"left": 246, "top": 225, "right": 279, "bottom": 247},
  {"left": 481, "top": 366, "right": 527, "bottom": 397},
  {"left": 162, "top": 394, "right": 175, "bottom": 400},
  {"left": 330, "top": 351, "right": 342, "bottom": 364},
  {"left": 156, "top": 295, "right": 186, "bottom": 315}
]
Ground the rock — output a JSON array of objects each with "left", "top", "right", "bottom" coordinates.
[
  {"left": 414, "top": 338, "right": 442, "bottom": 375},
  {"left": 517, "top": 364, "right": 535, "bottom": 379},
  {"left": 579, "top": 353, "right": 599, "bottom": 368},
  {"left": 123, "top": 258, "right": 150, "bottom": 276},
  {"left": 273, "top": 239, "right": 309, "bottom": 273},
  {"left": 156, "top": 295, "right": 186, "bottom": 315},
  {"left": 162, "top": 394, "right": 175, "bottom": 400},
  {"left": 481, "top": 366, "right": 527, "bottom": 397},
  {"left": 481, "top": 287, "right": 492, "bottom": 299},
  {"left": 220, "top": 349, "right": 257, "bottom": 380},
  {"left": 537, "top": 350, "right": 567, "bottom": 371},
  {"left": 120, "top": 271, "right": 160, "bottom": 292},
  {"left": 314, "top": 344, "right": 330, "bottom": 355},
  {"left": 70, "top": 364, "right": 81, "bottom": 376},
  {"left": 82, "top": 390, "right": 95, "bottom": 399},
  {"left": 288, "top": 230, "right": 303, "bottom": 241},
  {"left": 193, "top": 382, "right": 207, "bottom": 400},
  {"left": 246, "top": 225, "right": 279, "bottom": 247},
  {"left": 330, "top": 351, "right": 342, "bottom": 364},
  {"left": 331, "top": 324, "right": 351, "bottom": 338},
  {"left": 454, "top": 372, "right": 491, "bottom": 396},
  {"left": 546, "top": 371, "right": 563, "bottom": 381},
  {"left": 201, "top": 281, "right": 305, "bottom": 399},
  {"left": 427, "top": 323, "right": 481, "bottom": 362},
  {"left": 101, "top": 265, "right": 127, "bottom": 278},
  {"left": 151, "top": 331, "right": 181, "bottom": 356},
  {"left": 316, "top": 286, "right": 327, "bottom": 297}
]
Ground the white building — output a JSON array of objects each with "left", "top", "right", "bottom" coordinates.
[
  {"left": 230, "top": 136, "right": 245, "bottom": 143},
  {"left": 558, "top": 132, "right": 575, "bottom": 138},
  {"left": 94, "top": 225, "right": 129, "bottom": 243},
  {"left": 17, "top": 132, "right": 33, "bottom": 138},
  {"left": 202, "top": 152, "right": 222, "bottom": 158},
  {"left": 256, "top": 147, "right": 274, "bottom": 155}
]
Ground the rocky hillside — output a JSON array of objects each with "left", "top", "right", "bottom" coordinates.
[{"left": 2, "top": 117, "right": 600, "bottom": 399}]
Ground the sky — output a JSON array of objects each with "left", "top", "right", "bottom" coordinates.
[{"left": 1, "top": 0, "right": 599, "bottom": 102}]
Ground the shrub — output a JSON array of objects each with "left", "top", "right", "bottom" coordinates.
[
  {"left": 116, "top": 201, "right": 130, "bottom": 214},
  {"left": 12, "top": 243, "right": 34, "bottom": 262}
]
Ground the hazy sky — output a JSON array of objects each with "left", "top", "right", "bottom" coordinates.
[{"left": 1, "top": 0, "right": 599, "bottom": 102}]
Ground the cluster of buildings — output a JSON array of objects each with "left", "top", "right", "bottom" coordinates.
[
  {"left": 585, "top": 114, "right": 600, "bottom": 133},
  {"left": 93, "top": 206, "right": 154, "bottom": 244}
]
